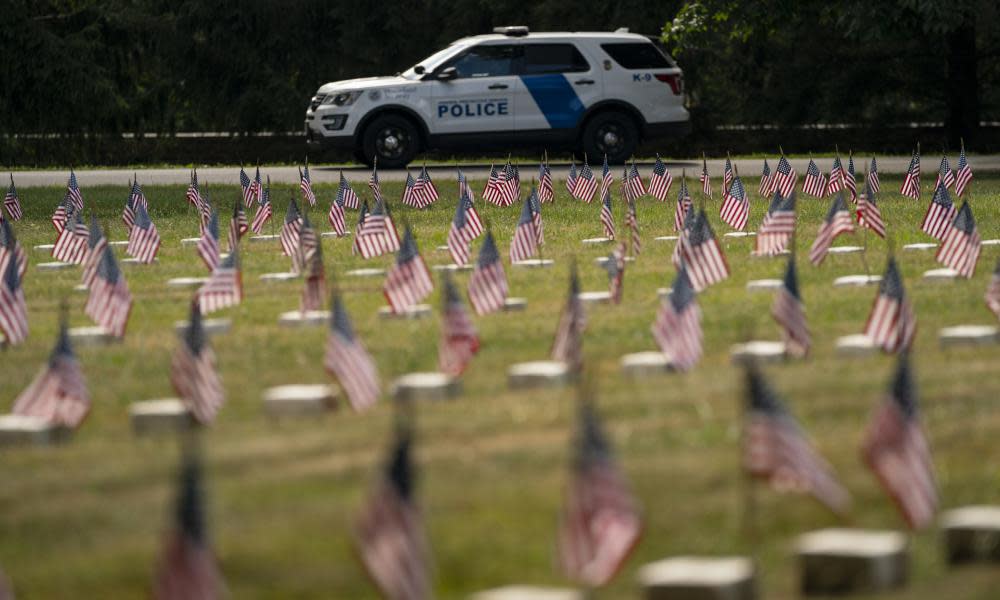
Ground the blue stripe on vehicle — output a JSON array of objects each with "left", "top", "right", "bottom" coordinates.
[{"left": 519, "top": 74, "right": 585, "bottom": 129}]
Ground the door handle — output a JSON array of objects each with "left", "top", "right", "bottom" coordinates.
[
  {"left": 574, "top": 79, "right": 595, "bottom": 85},
  {"left": 488, "top": 83, "right": 509, "bottom": 90}
]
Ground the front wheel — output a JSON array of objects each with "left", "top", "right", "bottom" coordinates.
[
  {"left": 360, "top": 114, "right": 420, "bottom": 169},
  {"left": 580, "top": 111, "right": 639, "bottom": 164}
]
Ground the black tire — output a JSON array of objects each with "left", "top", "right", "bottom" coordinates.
[
  {"left": 360, "top": 113, "right": 420, "bottom": 169},
  {"left": 580, "top": 110, "right": 639, "bottom": 164}
]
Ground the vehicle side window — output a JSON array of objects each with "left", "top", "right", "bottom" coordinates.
[
  {"left": 446, "top": 45, "right": 519, "bottom": 78},
  {"left": 601, "top": 42, "right": 673, "bottom": 69},
  {"left": 521, "top": 44, "right": 590, "bottom": 75}
]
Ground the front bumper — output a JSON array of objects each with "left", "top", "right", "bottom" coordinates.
[{"left": 304, "top": 122, "right": 355, "bottom": 152}]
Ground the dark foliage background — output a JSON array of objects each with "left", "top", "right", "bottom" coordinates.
[{"left": 1, "top": 0, "right": 997, "bottom": 164}]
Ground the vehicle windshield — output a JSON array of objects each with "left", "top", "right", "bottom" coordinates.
[{"left": 401, "top": 43, "right": 469, "bottom": 79}]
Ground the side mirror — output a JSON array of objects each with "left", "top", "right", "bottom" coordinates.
[
  {"left": 436, "top": 67, "right": 458, "bottom": 81},
  {"left": 413, "top": 65, "right": 425, "bottom": 75}
]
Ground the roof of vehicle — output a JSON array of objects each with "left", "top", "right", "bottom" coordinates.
[{"left": 452, "top": 31, "right": 656, "bottom": 44}]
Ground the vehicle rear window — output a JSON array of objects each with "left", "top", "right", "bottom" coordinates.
[
  {"left": 447, "top": 45, "right": 519, "bottom": 78},
  {"left": 521, "top": 44, "right": 590, "bottom": 74},
  {"left": 601, "top": 42, "right": 673, "bottom": 69}
]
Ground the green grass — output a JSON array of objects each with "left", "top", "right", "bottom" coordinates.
[{"left": 2, "top": 176, "right": 1000, "bottom": 599}]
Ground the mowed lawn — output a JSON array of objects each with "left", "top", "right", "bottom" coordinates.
[{"left": 2, "top": 174, "right": 1000, "bottom": 599}]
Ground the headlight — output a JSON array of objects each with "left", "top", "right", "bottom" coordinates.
[{"left": 322, "top": 91, "right": 363, "bottom": 106}]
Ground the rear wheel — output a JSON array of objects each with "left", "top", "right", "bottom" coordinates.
[
  {"left": 360, "top": 114, "right": 420, "bottom": 168},
  {"left": 580, "top": 110, "right": 639, "bottom": 164}
]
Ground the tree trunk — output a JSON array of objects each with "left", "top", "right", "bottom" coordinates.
[{"left": 945, "top": 23, "right": 979, "bottom": 147}]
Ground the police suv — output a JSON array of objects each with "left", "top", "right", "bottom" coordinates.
[{"left": 305, "top": 27, "right": 690, "bottom": 168}]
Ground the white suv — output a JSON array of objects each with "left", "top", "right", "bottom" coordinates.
[{"left": 305, "top": 27, "right": 690, "bottom": 168}]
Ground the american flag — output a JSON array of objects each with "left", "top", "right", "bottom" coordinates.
[
  {"left": 51, "top": 194, "right": 71, "bottom": 233},
  {"left": 551, "top": 264, "right": 586, "bottom": 373},
  {"left": 66, "top": 169, "right": 84, "bottom": 211},
  {"left": 954, "top": 144, "right": 973, "bottom": 197},
  {"left": 251, "top": 176, "right": 273, "bottom": 234},
  {"left": 198, "top": 249, "right": 242, "bottom": 314},
  {"left": 538, "top": 161, "right": 554, "bottom": 203},
  {"left": 772, "top": 256, "right": 810, "bottom": 357},
  {"left": 130, "top": 176, "right": 149, "bottom": 212},
  {"left": 934, "top": 155, "right": 955, "bottom": 191},
  {"left": 447, "top": 195, "right": 483, "bottom": 267},
  {"left": 566, "top": 159, "right": 578, "bottom": 197},
  {"left": 415, "top": 165, "right": 439, "bottom": 207},
  {"left": 720, "top": 174, "right": 749, "bottom": 231},
  {"left": 936, "top": 201, "right": 981, "bottom": 278},
  {"left": 352, "top": 202, "right": 370, "bottom": 257},
  {"left": 699, "top": 157, "right": 711, "bottom": 196},
  {"left": 240, "top": 166, "right": 255, "bottom": 208},
  {"left": 328, "top": 179, "right": 348, "bottom": 237},
  {"left": 900, "top": 149, "right": 921, "bottom": 199},
  {"left": 845, "top": 154, "right": 858, "bottom": 203},
  {"left": 228, "top": 198, "right": 248, "bottom": 252},
  {"left": 483, "top": 163, "right": 501, "bottom": 204},
  {"left": 862, "top": 353, "right": 937, "bottom": 529},
  {"left": 599, "top": 154, "right": 614, "bottom": 201},
  {"left": 759, "top": 158, "right": 772, "bottom": 197},
  {"left": 680, "top": 210, "right": 730, "bottom": 292},
  {"left": 573, "top": 158, "right": 598, "bottom": 203},
  {"left": 468, "top": 231, "right": 508, "bottom": 315},
  {"left": 438, "top": 273, "right": 480, "bottom": 376},
  {"left": 624, "top": 162, "right": 646, "bottom": 202},
  {"left": 356, "top": 196, "right": 400, "bottom": 259},
  {"left": 401, "top": 171, "right": 420, "bottom": 207},
  {"left": 604, "top": 243, "right": 626, "bottom": 304},
  {"left": 197, "top": 209, "right": 221, "bottom": 272},
  {"left": 808, "top": 194, "right": 854, "bottom": 266},
  {"left": 651, "top": 266, "right": 702, "bottom": 371},
  {"left": 625, "top": 200, "right": 640, "bottom": 257},
  {"left": 251, "top": 166, "right": 263, "bottom": 205},
  {"left": 802, "top": 160, "right": 827, "bottom": 198},
  {"left": 122, "top": 182, "right": 137, "bottom": 232},
  {"left": 0, "top": 258, "right": 28, "bottom": 345},
  {"left": 85, "top": 247, "right": 132, "bottom": 338},
  {"left": 383, "top": 227, "right": 433, "bottom": 313},
  {"left": 52, "top": 210, "right": 90, "bottom": 264},
  {"left": 325, "top": 293, "right": 380, "bottom": 411},
  {"left": 186, "top": 169, "right": 201, "bottom": 208},
  {"left": 0, "top": 216, "right": 27, "bottom": 282},
  {"left": 354, "top": 427, "right": 432, "bottom": 600},
  {"left": 868, "top": 156, "right": 881, "bottom": 193},
  {"left": 984, "top": 258, "right": 1000, "bottom": 319},
  {"left": 12, "top": 321, "right": 90, "bottom": 428},
  {"left": 558, "top": 399, "right": 642, "bottom": 586},
  {"left": 300, "top": 163, "right": 317, "bottom": 207},
  {"left": 509, "top": 195, "right": 539, "bottom": 263},
  {"left": 172, "top": 302, "right": 225, "bottom": 423},
  {"left": 301, "top": 236, "right": 326, "bottom": 313},
  {"left": 196, "top": 187, "right": 212, "bottom": 234},
  {"left": 755, "top": 192, "right": 796, "bottom": 256},
  {"left": 743, "top": 366, "right": 851, "bottom": 515},
  {"left": 299, "top": 212, "right": 319, "bottom": 266},
  {"left": 826, "top": 156, "right": 844, "bottom": 195},
  {"left": 773, "top": 156, "right": 797, "bottom": 198},
  {"left": 153, "top": 451, "right": 227, "bottom": 600},
  {"left": 857, "top": 180, "right": 886, "bottom": 239},
  {"left": 497, "top": 161, "right": 520, "bottom": 207},
  {"left": 4, "top": 174, "right": 21, "bottom": 221},
  {"left": 723, "top": 156, "right": 733, "bottom": 193},
  {"left": 81, "top": 216, "right": 108, "bottom": 288},
  {"left": 127, "top": 204, "right": 161, "bottom": 263},
  {"left": 920, "top": 182, "right": 956, "bottom": 240},
  {"left": 280, "top": 198, "right": 304, "bottom": 269},
  {"left": 673, "top": 174, "right": 692, "bottom": 232},
  {"left": 648, "top": 154, "right": 673, "bottom": 201},
  {"left": 671, "top": 202, "right": 696, "bottom": 271},
  {"left": 864, "top": 257, "right": 916, "bottom": 353},
  {"left": 599, "top": 190, "right": 616, "bottom": 240},
  {"left": 458, "top": 168, "right": 476, "bottom": 204},
  {"left": 338, "top": 171, "right": 361, "bottom": 209},
  {"left": 529, "top": 187, "right": 544, "bottom": 246}
]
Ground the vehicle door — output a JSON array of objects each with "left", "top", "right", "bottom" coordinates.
[
  {"left": 514, "top": 42, "right": 603, "bottom": 133},
  {"left": 427, "top": 42, "right": 520, "bottom": 136}
]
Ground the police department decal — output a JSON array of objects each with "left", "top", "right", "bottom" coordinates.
[{"left": 437, "top": 98, "right": 509, "bottom": 118}]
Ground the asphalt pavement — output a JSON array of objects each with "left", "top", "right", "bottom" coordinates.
[{"left": 10, "top": 155, "right": 1000, "bottom": 188}]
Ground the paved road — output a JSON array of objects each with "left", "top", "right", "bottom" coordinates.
[{"left": 10, "top": 155, "right": 1000, "bottom": 188}]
